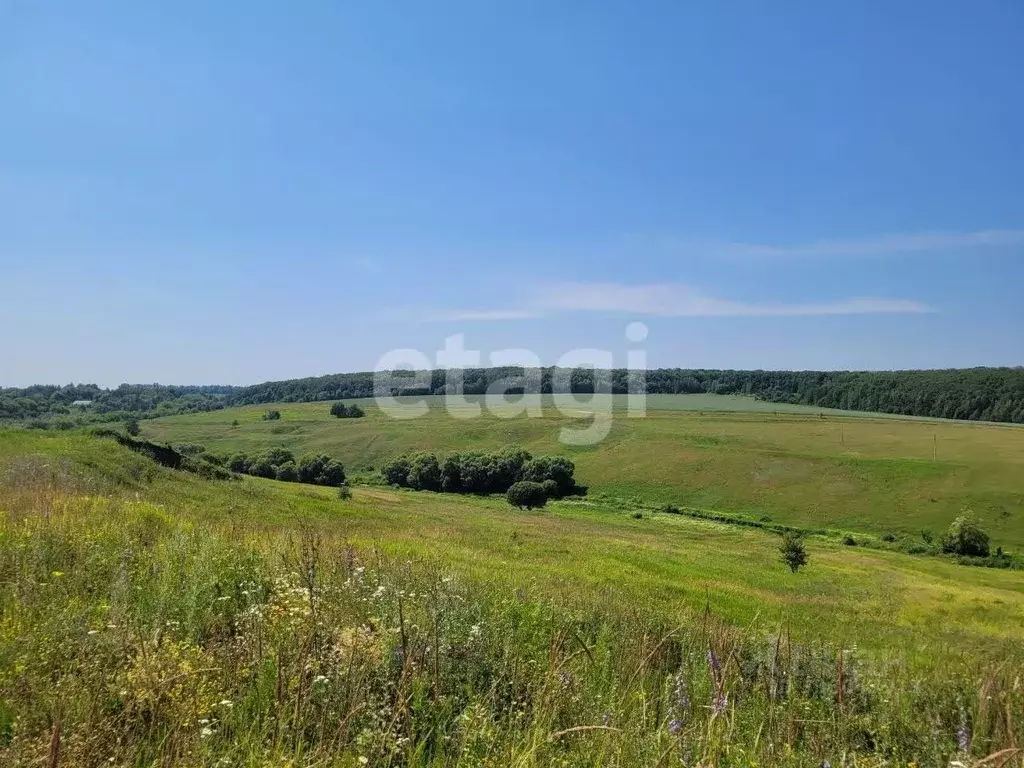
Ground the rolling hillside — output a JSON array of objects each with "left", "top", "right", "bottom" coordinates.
[{"left": 142, "top": 394, "right": 1024, "bottom": 549}]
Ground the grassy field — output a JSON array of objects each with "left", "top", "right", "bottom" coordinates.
[
  {"left": 142, "top": 394, "right": 1024, "bottom": 550},
  {"left": 1, "top": 429, "right": 1023, "bottom": 765}
]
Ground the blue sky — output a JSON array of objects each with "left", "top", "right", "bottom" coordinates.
[{"left": 2, "top": 1, "right": 1022, "bottom": 386}]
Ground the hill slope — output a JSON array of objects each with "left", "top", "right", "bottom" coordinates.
[
  {"left": 1, "top": 430, "right": 1023, "bottom": 764},
  {"left": 142, "top": 395, "right": 1024, "bottom": 548}
]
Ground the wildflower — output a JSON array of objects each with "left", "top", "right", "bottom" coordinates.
[
  {"left": 200, "top": 726, "right": 214, "bottom": 739},
  {"left": 714, "top": 690, "right": 728, "bottom": 715},
  {"left": 707, "top": 646, "right": 721, "bottom": 677},
  {"left": 957, "top": 725, "right": 969, "bottom": 752},
  {"left": 673, "top": 670, "right": 690, "bottom": 712},
  {"left": 358, "top": 758, "right": 369, "bottom": 765},
  {"left": 87, "top": 630, "right": 99, "bottom": 635},
  {"left": 823, "top": 761, "right": 832, "bottom": 768},
  {"left": 468, "top": 624, "right": 481, "bottom": 638},
  {"left": 218, "top": 699, "right": 233, "bottom": 707},
  {"left": 668, "top": 718, "right": 683, "bottom": 736},
  {"left": 602, "top": 712, "right": 611, "bottom": 726},
  {"left": 313, "top": 675, "right": 329, "bottom": 685}
]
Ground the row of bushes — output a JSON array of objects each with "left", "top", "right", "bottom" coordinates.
[
  {"left": 180, "top": 445, "right": 346, "bottom": 487},
  {"left": 381, "top": 447, "right": 583, "bottom": 497},
  {"left": 230, "top": 450, "right": 345, "bottom": 487}
]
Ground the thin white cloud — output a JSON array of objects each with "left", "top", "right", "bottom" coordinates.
[
  {"left": 436, "top": 282, "right": 933, "bottom": 321},
  {"left": 430, "top": 308, "right": 544, "bottom": 321},
  {"left": 535, "top": 282, "right": 932, "bottom": 317},
  {"left": 712, "top": 229, "right": 1024, "bottom": 259}
]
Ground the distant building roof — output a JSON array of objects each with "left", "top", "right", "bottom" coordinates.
[{"left": 71, "top": 400, "right": 93, "bottom": 406}]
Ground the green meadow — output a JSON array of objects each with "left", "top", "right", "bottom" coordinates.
[
  {"left": 142, "top": 394, "right": 1024, "bottom": 549},
  {"left": 1, "top": 429, "right": 1023, "bottom": 765}
]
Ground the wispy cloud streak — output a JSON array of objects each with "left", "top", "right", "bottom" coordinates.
[
  {"left": 429, "top": 308, "right": 544, "bottom": 321},
  {"left": 535, "top": 282, "right": 932, "bottom": 317},
  {"left": 713, "top": 229, "right": 1024, "bottom": 259},
  {"left": 435, "top": 282, "right": 933, "bottom": 321}
]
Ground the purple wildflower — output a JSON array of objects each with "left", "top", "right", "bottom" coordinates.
[
  {"left": 822, "top": 761, "right": 832, "bottom": 768},
  {"left": 668, "top": 718, "right": 683, "bottom": 736},
  {"left": 957, "top": 725, "right": 970, "bottom": 752},
  {"left": 602, "top": 712, "right": 611, "bottom": 727},
  {"left": 707, "top": 646, "right": 721, "bottom": 678},
  {"left": 558, "top": 670, "right": 573, "bottom": 688},
  {"left": 673, "top": 670, "right": 690, "bottom": 711}
]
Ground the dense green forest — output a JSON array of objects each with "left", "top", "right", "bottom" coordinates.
[
  {"left": 4, "top": 367, "right": 1024, "bottom": 425},
  {"left": 0, "top": 383, "right": 236, "bottom": 423},
  {"left": 228, "top": 366, "right": 1024, "bottom": 424}
]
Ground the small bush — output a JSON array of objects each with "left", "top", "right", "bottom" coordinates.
[
  {"left": 941, "top": 513, "right": 990, "bottom": 557},
  {"left": 262, "top": 410, "right": 281, "bottom": 421},
  {"left": 381, "top": 457, "right": 412, "bottom": 487},
  {"left": 199, "top": 452, "right": 226, "bottom": 467},
  {"left": 337, "top": 484, "right": 352, "bottom": 500},
  {"left": 298, "top": 454, "right": 346, "bottom": 487},
  {"left": 843, "top": 535, "right": 857, "bottom": 546},
  {"left": 407, "top": 452, "right": 442, "bottom": 491},
  {"left": 881, "top": 533, "right": 897, "bottom": 543},
  {"left": 506, "top": 481, "right": 547, "bottom": 509},
  {"left": 660, "top": 503, "right": 681, "bottom": 515},
  {"left": 275, "top": 462, "right": 299, "bottom": 482},
  {"left": 248, "top": 457, "right": 276, "bottom": 479},
  {"left": 331, "top": 402, "right": 365, "bottom": 418},
  {"left": 632, "top": 511, "right": 643, "bottom": 519},
  {"left": 780, "top": 532, "right": 808, "bottom": 573}
]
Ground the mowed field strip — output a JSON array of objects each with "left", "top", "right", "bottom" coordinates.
[{"left": 142, "top": 394, "right": 1024, "bottom": 548}]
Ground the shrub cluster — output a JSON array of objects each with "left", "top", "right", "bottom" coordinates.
[
  {"left": 227, "top": 448, "right": 345, "bottom": 487},
  {"left": 380, "top": 447, "right": 582, "bottom": 498},
  {"left": 261, "top": 410, "right": 281, "bottom": 421},
  {"left": 941, "top": 513, "right": 990, "bottom": 557},
  {"left": 330, "top": 402, "right": 365, "bottom": 418}
]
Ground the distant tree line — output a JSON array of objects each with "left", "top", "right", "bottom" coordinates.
[
  {"left": 225, "top": 367, "right": 1024, "bottom": 424},
  {"left": 0, "top": 383, "right": 237, "bottom": 425},
  {"left": 7, "top": 367, "right": 1024, "bottom": 426},
  {"left": 380, "top": 447, "right": 583, "bottom": 497}
]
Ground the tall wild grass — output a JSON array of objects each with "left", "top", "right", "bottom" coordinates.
[{"left": 0, "top": 463, "right": 1020, "bottom": 766}]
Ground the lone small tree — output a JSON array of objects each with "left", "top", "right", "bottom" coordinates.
[
  {"left": 262, "top": 410, "right": 281, "bottom": 421},
  {"left": 941, "top": 513, "right": 990, "bottom": 557},
  {"left": 506, "top": 481, "right": 548, "bottom": 509},
  {"left": 779, "top": 531, "right": 808, "bottom": 573}
]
